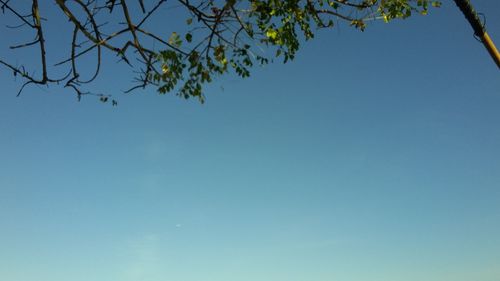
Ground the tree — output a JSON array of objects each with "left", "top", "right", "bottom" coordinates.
[{"left": 0, "top": 0, "right": 442, "bottom": 104}]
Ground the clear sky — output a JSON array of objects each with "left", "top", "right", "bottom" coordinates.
[{"left": 0, "top": 1, "right": 499, "bottom": 281}]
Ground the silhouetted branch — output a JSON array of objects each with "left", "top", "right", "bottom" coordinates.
[{"left": 1, "top": 0, "right": 430, "bottom": 103}]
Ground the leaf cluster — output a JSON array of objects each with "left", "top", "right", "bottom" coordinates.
[{"left": 0, "top": 0, "right": 440, "bottom": 103}]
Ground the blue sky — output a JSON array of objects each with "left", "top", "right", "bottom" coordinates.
[{"left": 0, "top": 1, "right": 499, "bottom": 281}]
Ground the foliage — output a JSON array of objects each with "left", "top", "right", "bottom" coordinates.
[{"left": 0, "top": 0, "right": 440, "bottom": 103}]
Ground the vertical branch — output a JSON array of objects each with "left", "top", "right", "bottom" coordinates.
[
  {"left": 32, "top": 0, "right": 48, "bottom": 82},
  {"left": 120, "top": 0, "right": 148, "bottom": 60}
]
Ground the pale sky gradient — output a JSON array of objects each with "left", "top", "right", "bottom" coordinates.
[{"left": 1, "top": 1, "right": 499, "bottom": 281}]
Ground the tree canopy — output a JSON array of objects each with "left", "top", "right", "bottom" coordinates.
[{"left": 0, "top": 0, "right": 441, "bottom": 103}]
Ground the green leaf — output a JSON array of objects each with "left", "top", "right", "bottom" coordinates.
[
  {"left": 168, "top": 32, "right": 182, "bottom": 48},
  {"left": 266, "top": 29, "right": 278, "bottom": 40}
]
